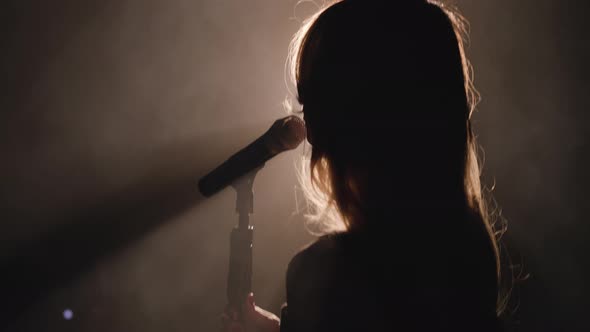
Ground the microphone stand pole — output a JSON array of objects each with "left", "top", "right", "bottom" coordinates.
[{"left": 227, "top": 166, "right": 262, "bottom": 313}]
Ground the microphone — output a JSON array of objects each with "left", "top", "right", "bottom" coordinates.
[{"left": 198, "top": 115, "right": 306, "bottom": 197}]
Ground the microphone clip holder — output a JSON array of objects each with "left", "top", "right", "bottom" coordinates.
[{"left": 226, "top": 165, "right": 263, "bottom": 309}]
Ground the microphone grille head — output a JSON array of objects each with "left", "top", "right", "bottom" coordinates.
[
  {"left": 283, "top": 115, "right": 306, "bottom": 149},
  {"left": 268, "top": 115, "right": 306, "bottom": 153}
]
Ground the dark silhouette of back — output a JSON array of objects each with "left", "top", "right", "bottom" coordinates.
[{"left": 281, "top": 216, "right": 501, "bottom": 332}]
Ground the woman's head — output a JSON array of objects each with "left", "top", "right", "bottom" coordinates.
[{"left": 290, "top": 0, "right": 483, "bottom": 226}]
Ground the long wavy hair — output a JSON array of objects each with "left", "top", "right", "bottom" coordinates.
[{"left": 286, "top": 0, "right": 508, "bottom": 315}]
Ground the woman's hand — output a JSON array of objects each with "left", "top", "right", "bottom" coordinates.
[{"left": 220, "top": 293, "right": 280, "bottom": 332}]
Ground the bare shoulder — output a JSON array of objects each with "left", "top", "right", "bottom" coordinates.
[
  {"left": 289, "top": 233, "right": 345, "bottom": 266},
  {"left": 285, "top": 233, "right": 346, "bottom": 290}
]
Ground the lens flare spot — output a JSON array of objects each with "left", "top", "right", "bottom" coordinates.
[{"left": 63, "top": 309, "right": 73, "bottom": 320}]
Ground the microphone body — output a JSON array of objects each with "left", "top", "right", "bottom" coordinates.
[{"left": 198, "top": 115, "right": 305, "bottom": 197}]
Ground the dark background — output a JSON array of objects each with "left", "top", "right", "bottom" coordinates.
[{"left": 1, "top": 0, "right": 588, "bottom": 331}]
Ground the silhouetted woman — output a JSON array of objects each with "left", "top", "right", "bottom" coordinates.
[{"left": 222, "top": 0, "right": 506, "bottom": 331}]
